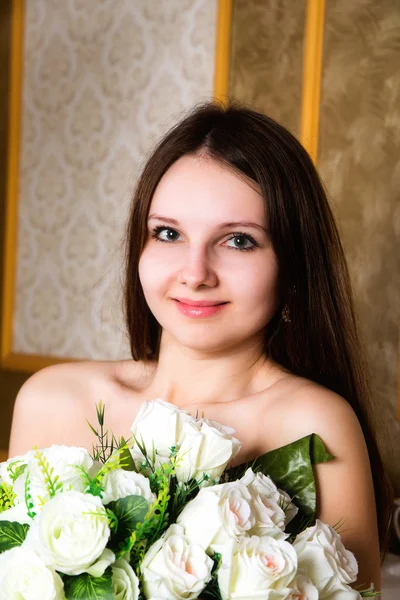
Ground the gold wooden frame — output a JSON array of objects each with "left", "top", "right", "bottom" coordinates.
[
  {"left": 300, "top": 0, "right": 325, "bottom": 163},
  {"left": 213, "top": 0, "right": 232, "bottom": 104}
]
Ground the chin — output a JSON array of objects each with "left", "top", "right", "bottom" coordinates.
[{"left": 165, "top": 326, "right": 241, "bottom": 353}]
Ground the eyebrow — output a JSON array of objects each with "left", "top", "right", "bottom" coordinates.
[{"left": 148, "top": 214, "right": 268, "bottom": 235}]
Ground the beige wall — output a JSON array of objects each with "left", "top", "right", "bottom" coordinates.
[
  {"left": 229, "top": 0, "right": 400, "bottom": 493},
  {"left": 230, "top": 0, "right": 306, "bottom": 138},
  {"left": 318, "top": 0, "right": 400, "bottom": 491}
]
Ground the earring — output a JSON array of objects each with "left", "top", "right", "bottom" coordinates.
[{"left": 281, "top": 304, "right": 291, "bottom": 323}]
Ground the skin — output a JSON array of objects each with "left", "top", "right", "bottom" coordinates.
[{"left": 8, "top": 155, "right": 381, "bottom": 590}]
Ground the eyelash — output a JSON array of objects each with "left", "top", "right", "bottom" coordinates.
[{"left": 150, "top": 225, "right": 258, "bottom": 252}]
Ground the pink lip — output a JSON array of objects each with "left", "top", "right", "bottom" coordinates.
[
  {"left": 173, "top": 299, "right": 228, "bottom": 318},
  {"left": 173, "top": 298, "right": 227, "bottom": 307}
]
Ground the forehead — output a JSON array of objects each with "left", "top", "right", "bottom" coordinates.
[{"left": 150, "top": 155, "right": 266, "bottom": 222}]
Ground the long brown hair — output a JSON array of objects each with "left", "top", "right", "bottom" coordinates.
[{"left": 124, "top": 100, "right": 393, "bottom": 553}]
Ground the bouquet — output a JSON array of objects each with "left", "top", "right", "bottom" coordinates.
[{"left": 0, "top": 398, "right": 377, "bottom": 599}]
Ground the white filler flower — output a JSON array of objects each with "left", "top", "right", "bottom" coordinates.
[
  {"left": 293, "top": 519, "right": 360, "bottom": 599},
  {"left": 217, "top": 535, "right": 298, "bottom": 600},
  {"left": 101, "top": 468, "right": 156, "bottom": 505},
  {"left": 141, "top": 523, "right": 213, "bottom": 600},
  {"left": 0, "top": 546, "right": 65, "bottom": 600},
  {"left": 175, "top": 418, "right": 241, "bottom": 485},
  {"left": 23, "top": 490, "right": 113, "bottom": 576},
  {"left": 111, "top": 559, "right": 140, "bottom": 600}
]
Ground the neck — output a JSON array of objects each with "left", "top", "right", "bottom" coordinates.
[{"left": 142, "top": 330, "right": 279, "bottom": 408}]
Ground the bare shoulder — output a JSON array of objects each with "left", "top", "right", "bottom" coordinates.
[
  {"left": 281, "top": 377, "right": 365, "bottom": 455},
  {"left": 276, "top": 378, "right": 380, "bottom": 588},
  {"left": 8, "top": 359, "right": 147, "bottom": 456},
  {"left": 259, "top": 374, "right": 363, "bottom": 452}
]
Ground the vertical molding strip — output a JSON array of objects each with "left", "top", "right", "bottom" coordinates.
[
  {"left": 300, "top": 0, "right": 325, "bottom": 164},
  {"left": 213, "top": 0, "right": 232, "bottom": 105},
  {"left": 1, "top": 0, "right": 24, "bottom": 366}
]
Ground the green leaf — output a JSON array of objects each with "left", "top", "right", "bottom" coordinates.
[
  {"left": 227, "top": 434, "right": 334, "bottom": 534},
  {"left": 63, "top": 567, "right": 113, "bottom": 600},
  {"left": 106, "top": 494, "right": 148, "bottom": 552},
  {"left": 119, "top": 439, "right": 136, "bottom": 472},
  {"left": 201, "top": 552, "right": 223, "bottom": 600},
  {"left": 0, "top": 521, "right": 30, "bottom": 553},
  {"left": 310, "top": 434, "right": 334, "bottom": 465}
]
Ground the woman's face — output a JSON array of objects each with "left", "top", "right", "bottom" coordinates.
[{"left": 138, "top": 155, "right": 280, "bottom": 354}]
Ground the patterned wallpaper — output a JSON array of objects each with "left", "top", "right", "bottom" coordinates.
[
  {"left": 318, "top": 0, "right": 400, "bottom": 489},
  {"left": 13, "top": 0, "right": 217, "bottom": 359},
  {"left": 229, "top": 0, "right": 306, "bottom": 137}
]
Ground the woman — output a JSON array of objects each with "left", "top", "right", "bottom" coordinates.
[{"left": 9, "top": 100, "right": 392, "bottom": 591}]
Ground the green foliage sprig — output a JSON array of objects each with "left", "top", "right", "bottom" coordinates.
[
  {"left": 6, "top": 460, "right": 28, "bottom": 483},
  {"left": 24, "top": 472, "right": 36, "bottom": 519},
  {"left": 81, "top": 508, "right": 118, "bottom": 534},
  {"left": 87, "top": 401, "right": 127, "bottom": 464},
  {"left": 132, "top": 434, "right": 157, "bottom": 478},
  {"left": 76, "top": 442, "right": 133, "bottom": 498},
  {"left": 129, "top": 463, "right": 172, "bottom": 573},
  {"left": 0, "top": 482, "right": 16, "bottom": 513},
  {"left": 33, "top": 448, "right": 63, "bottom": 499},
  {"left": 168, "top": 473, "right": 209, "bottom": 525}
]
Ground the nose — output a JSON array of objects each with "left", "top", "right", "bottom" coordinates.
[{"left": 177, "top": 246, "right": 218, "bottom": 289}]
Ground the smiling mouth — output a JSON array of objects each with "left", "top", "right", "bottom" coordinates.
[{"left": 173, "top": 299, "right": 228, "bottom": 307}]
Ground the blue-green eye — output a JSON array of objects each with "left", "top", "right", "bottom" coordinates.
[
  {"left": 150, "top": 226, "right": 258, "bottom": 252},
  {"left": 225, "top": 234, "right": 256, "bottom": 251}
]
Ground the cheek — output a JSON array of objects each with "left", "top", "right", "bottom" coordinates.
[
  {"left": 138, "top": 247, "right": 167, "bottom": 290},
  {"left": 230, "top": 256, "right": 279, "bottom": 304}
]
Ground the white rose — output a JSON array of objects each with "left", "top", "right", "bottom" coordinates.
[
  {"left": 22, "top": 490, "right": 113, "bottom": 575},
  {"left": 241, "top": 468, "right": 298, "bottom": 538},
  {"left": 175, "top": 418, "right": 241, "bottom": 485},
  {"left": 217, "top": 535, "right": 297, "bottom": 599},
  {"left": 286, "top": 572, "right": 319, "bottom": 600},
  {"left": 293, "top": 519, "right": 359, "bottom": 598},
  {"left": 0, "top": 546, "right": 65, "bottom": 600},
  {"left": 111, "top": 559, "right": 140, "bottom": 600},
  {"left": 13, "top": 445, "right": 96, "bottom": 512},
  {"left": 101, "top": 468, "right": 156, "bottom": 505},
  {"left": 130, "top": 399, "right": 193, "bottom": 465},
  {"left": 141, "top": 523, "right": 213, "bottom": 600},
  {"left": 177, "top": 481, "right": 255, "bottom": 552}
]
